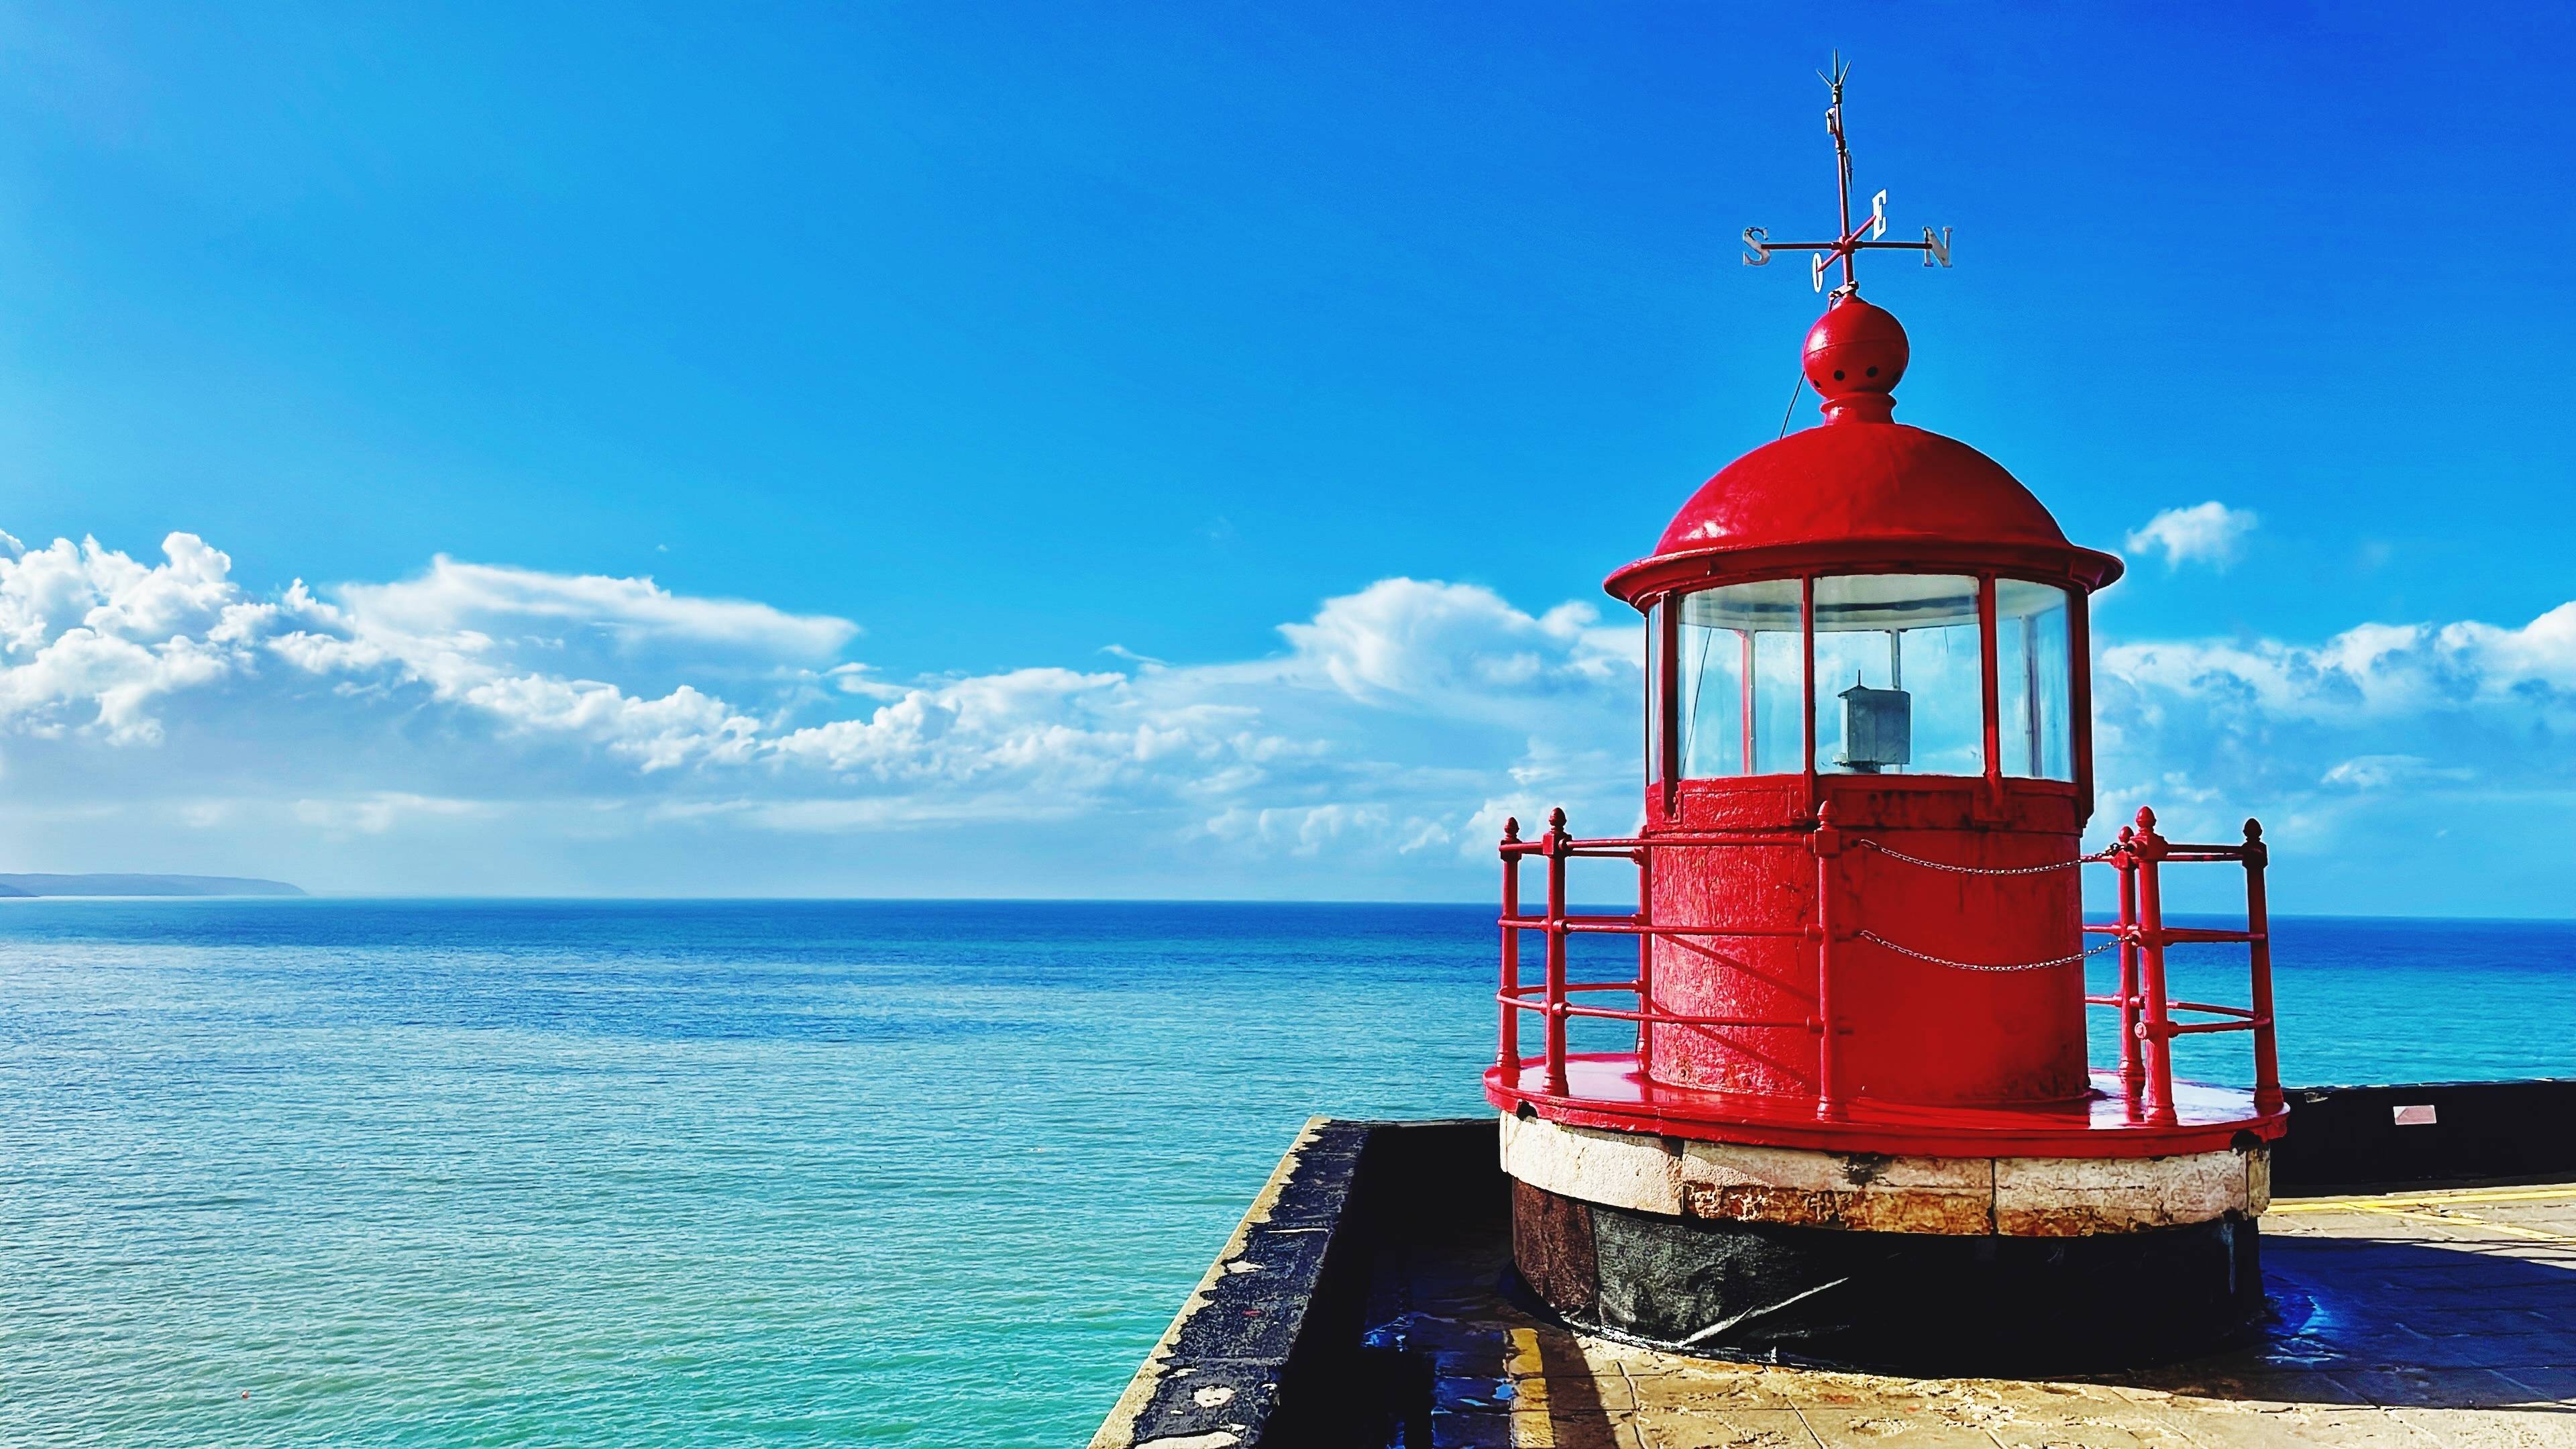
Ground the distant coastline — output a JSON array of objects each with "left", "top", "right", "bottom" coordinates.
[{"left": 0, "top": 874, "right": 306, "bottom": 898}]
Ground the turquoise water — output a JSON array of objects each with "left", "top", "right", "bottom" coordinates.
[{"left": 1, "top": 901, "right": 2570, "bottom": 1446}]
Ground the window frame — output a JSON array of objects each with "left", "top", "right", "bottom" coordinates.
[{"left": 1650, "top": 567, "right": 2094, "bottom": 814}]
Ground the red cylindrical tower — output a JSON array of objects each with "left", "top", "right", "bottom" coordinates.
[
  {"left": 1628, "top": 297, "right": 2114, "bottom": 1114},
  {"left": 1485, "top": 292, "right": 2288, "bottom": 1373}
]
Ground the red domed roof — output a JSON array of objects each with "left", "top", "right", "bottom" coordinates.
[
  {"left": 1605, "top": 297, "right": 2122, "bottom": 602},
  {"left": 1653, "top": 423, "right": 2071, "bottom": 556}
]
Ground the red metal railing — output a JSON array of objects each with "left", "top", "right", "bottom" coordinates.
[
  {"left": 2082, "top": 807, "right": 2282, "bottom": 1124},
  {"left": 1495, "top": 804, "right": 2279, "bottom": 1126}
]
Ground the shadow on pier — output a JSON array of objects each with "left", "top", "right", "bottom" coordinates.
[{"left": 1092, "top": 1087, "right": 2576, "bottom": 1448}]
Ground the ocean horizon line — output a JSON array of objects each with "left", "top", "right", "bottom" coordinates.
[{"left": 0, "top": 893, "right": 2569, "bottom": 926}]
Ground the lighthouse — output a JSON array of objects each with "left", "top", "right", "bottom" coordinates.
[{"left": 1487, "top": 68, "right": 2286, "bottom": 1371}]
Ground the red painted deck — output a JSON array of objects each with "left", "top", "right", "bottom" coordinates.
[{"left": 1487, "top": 1056, "right": 2287, "bottom": 1159}]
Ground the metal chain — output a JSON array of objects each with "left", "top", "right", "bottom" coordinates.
[
  {"left": 1855, "top": 929, "right": 2117, "bottom": 973},
  {"left": 1854, "top": 839, "right": 2119, "bottom": 875}
]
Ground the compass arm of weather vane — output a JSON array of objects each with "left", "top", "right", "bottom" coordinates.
[
  {"left": 1740, "top": 217, "right": 1957, "bottom": 292},
  {"left": 1739, "top": 59, "right": 1955, "bottom": 293}
]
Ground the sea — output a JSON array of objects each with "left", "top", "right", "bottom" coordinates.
[{"left": 1, "top": 900, "right": 2570, "bottom": 1447}]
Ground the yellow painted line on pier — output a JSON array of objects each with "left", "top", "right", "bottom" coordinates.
[
  {"left": 2272, "top": 1184, "right": 2576, "bottom": 1212},
  {"left": 1504, "top": 1328, "right": 1558, "bottom": 1449},
  {"left": 2339, "top": 1204, "right": 2576, "bottom": 1246},
  {"left": 2271, "top": 1183, "right": 2576, "bottom": 1247}
]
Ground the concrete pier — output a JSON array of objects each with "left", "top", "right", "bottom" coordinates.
[
  {"left": 1381, "top": 1179, "right": 2576, "bottom": 1447},
  {"left": 1093, "top": 1093, "right": 2576, "bottom": 1448}
]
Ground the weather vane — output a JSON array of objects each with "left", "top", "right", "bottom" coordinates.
[{"left": 1741, "top": 54, "right": 1953, "bottom": 295}]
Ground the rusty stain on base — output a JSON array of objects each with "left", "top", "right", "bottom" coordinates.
[{"left": 1504, "top": 1111, "right": 2267, "bottom": 1235}]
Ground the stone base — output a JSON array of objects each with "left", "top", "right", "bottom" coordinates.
[
  {"left": 1513, "top": 1177, "right": 2265, "bottom": 1373},
  {"left": 1501, "top": 1112, "right": 2271, "bottom": 1235},
  {"left": 1502, "top": 1114, "right": 2273, "bottom": 1373}
]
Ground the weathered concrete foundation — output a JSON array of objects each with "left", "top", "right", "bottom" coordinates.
[
  {"left": 1503, "top": 1113, "right": 2270, "bottom": 1373},
  {"left": 1511, "top": 1177, "right": 2261, "bottom": 1373}
]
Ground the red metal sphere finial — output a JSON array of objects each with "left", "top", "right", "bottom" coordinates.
[{"left": 1802, "top": 294, "right": 1908, "bottom": 425}]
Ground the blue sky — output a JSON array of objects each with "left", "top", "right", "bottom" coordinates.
[{"left": 0, "top": 3, "right": 2571, "bottom": 911}]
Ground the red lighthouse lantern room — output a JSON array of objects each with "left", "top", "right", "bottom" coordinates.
[{"left": 1487, "top": 72, "right": 2286, "bottom": 1373}]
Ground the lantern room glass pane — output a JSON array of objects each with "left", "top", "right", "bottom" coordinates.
[
  {"left": 1996, "top": 580, "right": 2074, "bottom": 780},
  {"left": 1752, "top": 629, "right": 1803, "bottom": 773},
  {"left": 1811, "top": 574, "right": 1984, "bottom": 776},
  {"left": 1646, "top": 600, "right": 1664, "bottom": 786},
  {"left": 1676, "top": 578, "right": 1801, "bottom": 777}
]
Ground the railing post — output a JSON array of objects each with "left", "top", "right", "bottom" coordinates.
[
  {"left": 1544, "top": 808, "right": 1571, "bottom": 1097},
  {"left": 2244, "top": 818, "right": 2282, "bottom": 1114},
  {"left": 1499, "top": 817, "right": 1521, "bottom": 1085},
  {"left": 2133, "top": 807, "right": 2178, "bottom": 1126},
  {"left": 1633, "top": 845, "right": 1654, "bottom": 1079},
  {"left": 1811, "top": 798, "right": 1841, "bottom": 1120},
  {"left": 2115, "top": 824, "right": 2143, "bottom": 1099}
]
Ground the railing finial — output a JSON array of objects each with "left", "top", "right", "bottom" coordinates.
[
  {"left": 2243, "top": 817, "right": 2263, "bottom": 844},
  {"left": 1502, "top": 816, "right": 1521, "bottom": 845},
  {"left": 2135, "top": 804, "right": 2157, "bottom": 831}
]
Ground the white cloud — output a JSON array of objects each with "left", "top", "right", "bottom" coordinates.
[
  {"left": 5, "top": 523, "right": 2569, "bottom": 910},
  {"left": 293, "top": 792, "right": 496, "bottom": 835},
  {"left": 2098, "top": 604, "right": 2576, "bottom": 724},
  {"left": 0, "top": 535, "right": 254, "bottom": 743},
  {"left": 1273, "top": 578, "right": 1627, "bottom": 704},
  {"left": 0, "top": 532, "right": 1644, "bottom": 888},
  {"left": 2125, "top": 501, "right": 2259, "bottom": 571},
  {"left": 2090, "top": 600, "right": 2576, "bottom": 876},
  {"left": 335, "top": 556, "right": 856, "bottom": 659},
  {"left": 0, "top": 535, "right": 840, "bottom": 768},
  {"left": 2318, "top": 755, "right": 2474, "bottom": 790}
]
